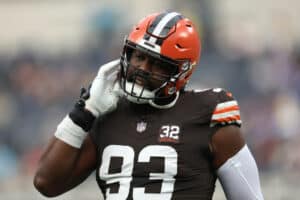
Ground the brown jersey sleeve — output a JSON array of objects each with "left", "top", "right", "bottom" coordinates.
[{"left": 209, "top": 88, "right": 242, "bottom": 128}]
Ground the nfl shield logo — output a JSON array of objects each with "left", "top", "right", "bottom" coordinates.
[{"left": 136, "top": 121, "right": 147, "bottom": 133}]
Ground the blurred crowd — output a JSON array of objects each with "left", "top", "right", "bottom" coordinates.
[{"left": 0, "top": 1, "right": 300, "bottom": 198}]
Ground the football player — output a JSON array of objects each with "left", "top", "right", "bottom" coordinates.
[{"left": 34, "top": 11, "right": 264, "bottom": 200}]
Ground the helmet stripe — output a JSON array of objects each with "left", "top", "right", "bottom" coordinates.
[
  {"left": 144, "top": 12, "right": 181, "bottom": 45},
  {"left": 147, "top": 12, "right": 168, "bottom": 34},
  {"left": 156, "top": 15, "right": 183, "bottom": 45},
  {"left": 143, "top": 12, "right": 167, "bottom": 41}
]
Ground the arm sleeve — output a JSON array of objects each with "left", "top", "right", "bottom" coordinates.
[{"left": 217, "top": 145, "right": 264, "bottom": 200}]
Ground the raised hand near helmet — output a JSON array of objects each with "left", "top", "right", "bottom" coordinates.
[{"left": 84, "top": 59, "right": 121, "bottom": 118}]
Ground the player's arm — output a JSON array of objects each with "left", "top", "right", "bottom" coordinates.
[
  {"left": 209, "top": 89, "right": 264, "bottom": 200},
  {"left": 211, "top": 126, "right": 264, "bottom": 200},
  {"left": 34, "top": 135, "right": 96, "bottom": 197},
  {"left": 34, "top": 60, "right": 121, "bottom": 197}
]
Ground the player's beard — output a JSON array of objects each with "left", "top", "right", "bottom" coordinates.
[{"left": 126, "top": 65, "right": 167, "bottom": 92}]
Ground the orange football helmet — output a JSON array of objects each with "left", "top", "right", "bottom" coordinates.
[{"left": 120, "top": 11, "right": 201, "bottom": 108}]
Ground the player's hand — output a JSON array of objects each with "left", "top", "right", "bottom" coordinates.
[{"left": 85, "top": 59, "right": 121, "bottom": 117}]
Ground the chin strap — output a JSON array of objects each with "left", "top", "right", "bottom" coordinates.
[
  {"left": 148, "top": 91, "right": 180, "bottom": 109},
  {"left": 122, "top": 79, "right": 180, "bottom": 109},
  {"left": 123, "top": 81, "right": 155, "bottom": 104}
]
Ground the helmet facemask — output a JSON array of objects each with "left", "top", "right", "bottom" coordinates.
[{"left": 120, "top": 40, "right": 191, "bottom": 107}]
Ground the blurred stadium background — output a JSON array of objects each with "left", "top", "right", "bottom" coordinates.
[{"left": 0, "top": 0, "right": 299, "bottom": 199}]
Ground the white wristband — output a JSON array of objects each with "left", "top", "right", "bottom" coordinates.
[{"left": 54, "top": 115, "right": 88, "bottom": 148}]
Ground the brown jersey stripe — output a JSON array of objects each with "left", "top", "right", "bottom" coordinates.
[{"left": 213, "top": 105, "right": 240, "bottom": 115}]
